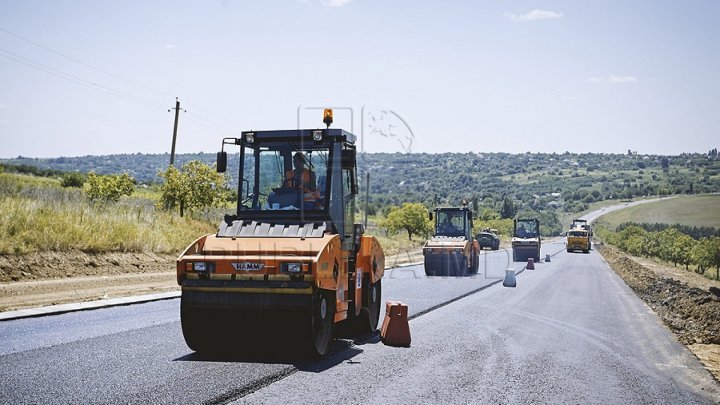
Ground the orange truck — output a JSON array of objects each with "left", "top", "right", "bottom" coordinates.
[{"left": 177, "top": 115, "right": 384, "bottom": 356}]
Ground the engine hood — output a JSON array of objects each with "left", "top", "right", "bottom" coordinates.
[
  {"left": 200, "top": 233, "right": 336, "bottom": 258},
  {"left": 424, "top": 236, "right": 468, "bottom": 248}
]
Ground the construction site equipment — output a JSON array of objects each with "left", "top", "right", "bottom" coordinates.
[
  {"left": 423, "top": 205, "right": 479, "bottom": 276},
  {"left": 176, "top": 122, "right": 384, "bottom": 357},
  {"left": 476, "top": 228, "right": 500, "bottom": 250},
  {"left": 380, "top": 301, "right": 411, "bottom": 347},
  {"left": 567, "top": 228, "right": 590, "bottom": 253},
  {"left": 512, "top": 218, "right": 541, "bottom": 262},
  {"left": 570, "top": 219, "right": 593, "bottom": 249}
]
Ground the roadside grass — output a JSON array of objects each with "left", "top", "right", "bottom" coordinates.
[
  {"left": 0, "top": 173, "right": 216, "bottom": 255},
  {"left": 593, "top": 194, "right": 720, "bottom": 282},
  {"left": 364, "top": 215, "right": 425, "bottom": 263},
  {"left": 597, "top": 194, "right": 720, "bottom": 231}
]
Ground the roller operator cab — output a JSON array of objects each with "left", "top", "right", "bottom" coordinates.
[
  {"left": 177, "top": 124, "right": 384, "bottom": 357},
  {"left": 423, "top": 206, "right": 479, "bottom": 276},
  {"left": 512, "top": 218, "right": 541, "bottom": 262}
]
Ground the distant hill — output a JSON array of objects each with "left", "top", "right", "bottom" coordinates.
[{"left": 3, "top": 151, "right": 719, "bottom": 217}]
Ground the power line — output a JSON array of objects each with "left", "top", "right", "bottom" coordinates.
[
  {"left": 185, "top": 112, "right": 240, "bottom": 137},
  {"left": 0, "top": 26, "right": 176, "bottom": 99},
  {"left": 0, "top": 26, "right": 245, "bottom": 135},
  {"left": 183, "top": 101, "right": 243, "bottom": 129},
  {"left": 0, "top": 48, "right": 166, "bottom": 109}
]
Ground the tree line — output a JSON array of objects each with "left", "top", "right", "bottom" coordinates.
[
  {"left": 599, "top": 225, "right": 720, "bottom": 279},
  {"left": 616, "top": 222, "right": 720, "bottom": 240}
]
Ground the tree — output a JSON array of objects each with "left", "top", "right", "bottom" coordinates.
[
  {"left": 671, "top": 233, "right": 695, "bottom": 270},
  {"left": 60, "top": 172, "right": 85, "bottom": 188},
  {"left": 654, "top": 228, "right": 692, "bottom": 267},
  {"left": 691, "top": 237, "right": 720, "bottom": 279},
  {"left": 616, "top": 225, "right": 646, "bottom": 253},
  {"left": 85, "top": 172, "right": 135, "bottom": 202},
  {"left": 382, "top": 203, "right": 432, "bottom": 240},
  {"left": 158, "top": 161, "right": 227, "bottom": 217},
  {"left": 499, "top": 197, "right": 516, "bottom": 219},
  {"left": 478, "top": 207, "right": 500, "bottom": 221}
]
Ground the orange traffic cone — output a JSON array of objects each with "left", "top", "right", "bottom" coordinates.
[
  {"left": 380, "top": 301, "right": 411, "bottom": 347},
  {"left": 526, "top": 258, "right": 535, "bottom": 270}
]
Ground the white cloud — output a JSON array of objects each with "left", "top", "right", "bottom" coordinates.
[
  {"left": 322, "top": 0, "right": 351, "bottom": 6},
  {"left": 164, "top": 44, "right": 176, "bottom": 50},
  {"left": 508, "top": 10, "right": 563, "bottom": 22},
  {"left": 589, "top": 75, "right": 638, "bottom": 84}
]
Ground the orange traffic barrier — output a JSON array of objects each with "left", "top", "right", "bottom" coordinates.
[
  {"left": 526, "top": 258, "right": 535, "bottom": 270},
  {"left": 380, "top": 301, "right": 411, "bottom": 347}
]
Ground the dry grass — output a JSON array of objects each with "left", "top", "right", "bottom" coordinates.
[
  {"left": 598, "top": 194, "right": 720, "bottom": 231},
  {"left": 0, "top": 173, "right": 216, "bottom": 255}
]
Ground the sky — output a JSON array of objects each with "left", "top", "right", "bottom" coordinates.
[{"left": 0, "top": 0, "right": 719, "bottom": 158}]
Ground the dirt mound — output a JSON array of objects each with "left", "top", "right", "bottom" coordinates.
[
  {"left": 0, "top": 250, "right": 176, "bottom": 282},
  {"left": 599, "top": 245, "right": 720, "bottom": 345},
  {"left": 0, "top": 251, "right": 179, "bottom": 312}
]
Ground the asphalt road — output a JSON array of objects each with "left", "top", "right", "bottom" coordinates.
[{"left": 1, "top": 239, "right": 718, "bottom": 404}]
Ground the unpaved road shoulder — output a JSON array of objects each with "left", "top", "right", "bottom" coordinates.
[
  {"left": 598, "top": 244, "right": 720, "bottom": 382},
  {"left": 0, "top": 249, "right": 425, "bottom": 312}
]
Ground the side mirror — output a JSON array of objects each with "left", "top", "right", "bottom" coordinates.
[
  {"left": 428, "top": 212, "right": 433, "bottom": 221},
  {"left": 341, "top": 150, "right": 356, "bottom": 170},
  {"left": 217, "top": 151, "right": 227, "bottom": 173}
]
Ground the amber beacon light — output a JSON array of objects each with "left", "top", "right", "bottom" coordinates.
[{"left": 323, "top": 108, "right": 333, "bottom": 128}]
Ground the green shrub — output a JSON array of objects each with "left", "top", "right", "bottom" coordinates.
[
  {"left": 86, "top": 173, "right": 135, "bottom": 202},
  {"left": 158, "top": 161, "right": 227, "bottom": 217},
  {"left": 60, "top": 172, "right": 85, "bottom": 188}
]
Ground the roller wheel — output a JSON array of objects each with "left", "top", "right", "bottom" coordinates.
[
  {"left": 424, "top": 258, "right": 434, "bottom": 276},
  {"left": 346, "top": 278, "right": 382, "bottom": 334},
  {"left": 469, "top": 249, "right": 479, "bottom": 275},
  {"left": 308, "top": 290, "right": 335, "bottom": 357},
  {"left": 180, "top": 294, "right": 212, "bottom": 353},
  {"left": 363, "top": 279, "right": 382, "bottom": 331}
]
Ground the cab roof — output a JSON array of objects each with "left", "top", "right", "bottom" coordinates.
[{"left": 241, "top": 129, "right": 356, "bottom": 143}]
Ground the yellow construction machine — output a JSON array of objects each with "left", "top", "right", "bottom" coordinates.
[
  {"left": 176, "top": 112, "right": 384, "bottom": 356},
  {"left": 423, "top": 205, "right": 479, "bottom": 276},
  {"left": 511, "top": 218, "right": 541, "bottom": 262}
]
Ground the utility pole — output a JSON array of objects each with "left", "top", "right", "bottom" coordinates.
[{"left": 168, "top": 97, "right": 185, "bottom": 166}]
